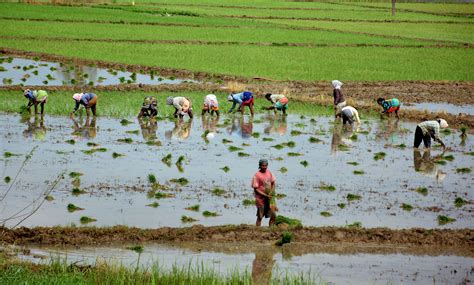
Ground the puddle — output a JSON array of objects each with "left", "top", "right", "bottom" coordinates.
[
  {"left": 0, "top": 57, "right": 196, "bottom": 86},
  {"left": 405, "top": 102, "right": 474, "bottom": 116},
  {"left": 14, "top": 242, "right": 474, "bottom": 284},
  {"left": 1, "top": 113, "right": 473, "bottom": 229}
]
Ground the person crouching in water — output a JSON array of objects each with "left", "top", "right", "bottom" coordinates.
[
  {"left": 331, "top": 80, "right": 346, "bottom": 118},
  {"left": 339, "top": 106, "right": 361, "bottom": 126},
  {"left": 202, "top": 94, "right": 219, "bottom": 117},
  {"left": 70, "top": 92, "right": 97, "bottom": 117},
  {"left": 228, "top": 91, "right": 255, "bottom": 116},
  {"left": 138, "top": 96, "right": 158, "bottom": 118},
  {"left": 251, "top": 159, "right": 277, "bottom": 227},
  {"left": 265, "top": 93, "right": 288, "bottom": 115},
  {"left": 414, "top": 119, "right": 448, "bottom": 151},
  {"left": 166, "top": 96, "right": 193, "bottom": 119},
  {"left": 377, "top": 97, "right": 401, "bottom": 119},
  {"left": 23, "top": 89, "right": 48, "bottom": 115}
]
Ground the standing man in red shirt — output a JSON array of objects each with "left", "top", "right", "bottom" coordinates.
[{"left": 251, "top": 159, "right": 277, "bottom": 227}]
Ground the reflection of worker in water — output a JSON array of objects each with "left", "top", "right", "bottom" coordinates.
[
  {"left": 414, "top": 119, "right": 448, "bottom": 151},
  {"left": 23, "top": 89, "right": 48, "bottom": 115},
  {"left": 201, "top": 94, "right": 220, "bottom": 117},
  {"left": 23, "top": 115, "right": 47, "bottom": 140},
  {"left": 264, "top": 93, "right": 288, "bottom": 115},
  {"left": 165, "top": 119, "right": 192, "bottom": 140},
  {"left": 252, "top": 248, "right": 276, "bottom": 285},
  {"left": 252, "top": 159, "right": 277, "bottom": 227},
  {"left": 227, "top": 116, "right": 253, "bottom": 139},
  {"left": 201, "top": 113, "right": 218, "bottom": 134},
  {"left": 413, "top": 149, "right": 446, "bottom": 181},
  {"left": 263, "top": 115, "right": 287, "bottom": 136},
  {"left": 137, "top": 96, "right": 158, "bottom": 118},
  {"left": 71, "top": 92, "right": 98, "bottom": 117},
  {"left": 71, "top": 116, "right": 97, "bottom": 140},
  {"left": 166, "top": 96, "right": 193, "bottom": 119},
  {"left": 138, "top": 117, "right": 158, "bottom": 141}
]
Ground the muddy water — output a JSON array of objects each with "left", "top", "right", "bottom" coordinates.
[
  {"left": 1, "top": 113, "right": 473, "bottom": 229},
  {"left": 0, "top": 57, "right": 195, "bottom": 86},
  {"left": 405, "top": 102, "right": 474, "bottom": 116},
  {"left": 17, "top": 242, "right": 474, "bottom": 284}
]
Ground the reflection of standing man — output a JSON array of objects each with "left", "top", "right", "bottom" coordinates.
[{"left": 252, "top": 247, "right": 276, "bottom": 285}]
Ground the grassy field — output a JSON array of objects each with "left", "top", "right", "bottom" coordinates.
[{"left": 0, "top": 1, "right": 472, "bottom": 81}]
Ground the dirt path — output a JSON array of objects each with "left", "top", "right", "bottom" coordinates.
[{"left": 1, "top": 226, "right": 472, "bottom": 250}]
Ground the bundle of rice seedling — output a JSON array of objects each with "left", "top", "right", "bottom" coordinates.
[{"left": 275, "top": 215, "right": 302, "bottom": 227}]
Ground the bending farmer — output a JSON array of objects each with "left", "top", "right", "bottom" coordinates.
[
  {"left": 228, "top": 91, "right": 254, "bottom": 116},
  {"left": 71, "top": 92, "right": 98, "bottom": 117},
  {"left": 265, "top": 93, "right": 288, "bottom": 115},
  {"left": 377, "top": 97, "right": 401, "bottom": 119},
  {"left": 202, "top": 94, "right": 219, "bottom": 117},
  {"left": 414, "top": 119, "right": 448, "bottom": 150},
  {"left": 23, "top": 89, "right": 48, "bottom": 115},
  {"left": 138, "top": 96, "right": 158, "bottom": 118},
  {"left": 340, "top": 106, "right": 361, "bottom": 125},
  {"left": 166, "top": 96, "right": 193, "bottom": 119},
  {"left": 251, "top": 159, "right": 277, "bottom": 227},
  {"left": 332, "top": 80, "right": 346, "bottom": 118}
]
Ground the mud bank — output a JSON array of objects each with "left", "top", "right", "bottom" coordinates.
[{"left": 1, "top": 226, "right": 473, "bottom": 249}]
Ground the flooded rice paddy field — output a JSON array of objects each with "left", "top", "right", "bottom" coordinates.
[
  {"left": 0, "top": 57, "right": 195, "bottom": 86},
  {"left": 14, "top": 242, "right": 474, "bottom": 284},
  {"left": 404, "top": 102, "right": 474, "bottom": 117},
  {"left": 1, "top": 113, "right": 473, "bottom": 229}
]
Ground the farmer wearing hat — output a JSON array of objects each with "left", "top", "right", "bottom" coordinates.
[
  {"left": 377, "top": 97, "right": 401, "bottom": 119},
  {"left": 331, "top": 80, "right": 346, "bottom": 118},
  {"left": 251, "top": 159, "right": 277, "bottom": 227},
  {"left": 23, "top": 89, "right": 48, "bottom": 115},
  {"left": 228, "top": 91, "right": 254, "bottom": 116},
  {"left": 414, "top": 119, "right": 448, "bottom": 150},
  {"left": 339, "top": 105, "right": 360, "bottom": 125},
  {"left": 166, "top": 96, "right": 193, "bottom": 119},
  {"left": 202, "top": 94, "right": 219, "bottom": 117},
  {"left": 264, "top": 93, "right": 288, "bottom": 115},
  {"left": 138, "top": 96, "right": 158, "bottom": 118},
  {"left": 70, "top": 92, "right": 97, "bottom": 117}
]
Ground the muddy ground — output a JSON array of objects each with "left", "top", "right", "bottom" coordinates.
[{"left": 1, "top": 226, "right": 472, "bottom": 250}]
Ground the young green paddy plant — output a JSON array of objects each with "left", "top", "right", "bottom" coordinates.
[
  {"left": 347, "top": 222, "right": 362, "bottom": 229},
  {"left": 308, "top": 136, "right": 322, "bottom": 143},
  {"left": 353, "top": 170, "right": 365, "bottom": 175},
  {"left": 69, "top": 172, "right": 83, "bottom": 178},
  {"left": 320, "top": 211, "right": 332, "bottom": 217},
  {"left": 112, "top": 152, "right": 124, "bottom": 158},
  {"left": 125, "top": 130, "right": 139, "bottom": 135},
  {"left": 185, "top": 204, "right": 200, "bottom": 212},
  {"left": 4, "top": 152, "right": 20, "bottom": 158},
  {"left": 415, "top": 187, "right": 429, "bottom": 196},
  {"left": 238, "top": 152, "right": 250, "bottom": 157},
  {"left": 169, "top": 177, "right": 188, "bottom": 186},
  {"left": 456, "top": 167, "right": 471, "bottom": 174},
  {"left": 275, "top": 215, "right": 302, "bottom": 228},
  {"left": 65, "top": 139, "right": 75, "bottom": 145},
  {"left": 146, "top": 202, "right": 159, "bottom": 208},
  {"left": 80, "top": 216, "right": 97, "bottom": 224},
  {"left": 347, "top": 193, "right": 361, "bottom": 202},
  {"left": 161, "top": 154, "right": 172, "bottom": 167},
  {"left": 438, "top": 215, "right": 456, "bottom": 226},
  {"left": 181, "top": 215, "right": 198, "bottom": 223},
  {"left": 337, "top": 203, "right": 346, "bottom": 209},
  {"left": 4, "top": 176, "right": 11, "bottom": 183},
  {"left": 300, "top": 160, "right": 309, "bottom": 167},
  {"left": 347, "top": 161, "right": 359, "bottom": 166},
  {"left": 211, "top": 188, "right": 226, "bottom": 196},
  {"left": 220, "top": 166, "right": 230, "bottom": 173},
  {"left": 72, "top": 188, "right": 87, "bottom": 195},
  {"left": 401, "top": 203, "right": 413, "bottom": 211},
  {"left": 275, "top": 231, "right": 293, "bottom": 246},
  {"left": 454, "top": 197, "right": 468, "bottom": 208},
  {"left": 279, "top": 167, "right": 288, "bottom": 173},
  {"left": 242, "top": 199, "right": 254, "bottom": 206},
  {"left": 287, "top": 152, "right": 302, "bottom": 157},
  {"left": 202, "top": 211, "right": 219, "bottom": 217},
  {"left": 67, "top": 203, "right": 84, "bottom": 213},
  {"left": 373, "top": 152, "right": 386, "bottom": 161},
  {"left": 117, "top": 138, "right": 133, "bottom": 144},
  {"left": 228, "top": 145, "right": 243, "bottom": 152},
  {"left": 319, "top": 184, "right": 336, "bottom": 192}
]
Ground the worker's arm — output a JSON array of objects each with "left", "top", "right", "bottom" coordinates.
[
  {"left": 354, "top": 109, "right": 361, "bottom": 124},
  {"left": 254, "top": 188, "right": 269, "bottom": 198},
  {"left": 228, "top": 101, "right": 237, "bottom": 113}
]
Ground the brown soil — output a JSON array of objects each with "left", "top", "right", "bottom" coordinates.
[
  {"left": 1, "top": 48, "right": 473, "bottom": 129},
  {"left": 0, "top": 226, "right": 472, "bottom": 250}
]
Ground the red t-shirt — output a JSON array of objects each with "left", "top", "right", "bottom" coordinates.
[{"left": 251, "top": 170, "right": 276, "bottom": 207}]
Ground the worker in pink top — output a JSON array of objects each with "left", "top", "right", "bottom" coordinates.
[{"left": 251, "top": 159, "right": 277, "bottom": 227}]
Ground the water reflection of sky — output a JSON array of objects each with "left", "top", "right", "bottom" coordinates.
[
  {"left": 405, "top": 102, "right": 474, "bottom": 116},
  {"left": 1, "top": 114, "right": 473, "bottom": 229},
  {"left": 0, "top": 57, "right": 196, "bottom": 86}
]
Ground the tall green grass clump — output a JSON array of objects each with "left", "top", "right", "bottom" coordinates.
[{"left": 275, "top": 215, "right": 302, "bottom": 228}]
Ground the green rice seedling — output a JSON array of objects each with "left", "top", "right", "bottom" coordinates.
[
  {"left": 86, "top": 142, "right": 99, "bottom": 147},
  {"left": 285, "top": 141, "right": 296, "bottom": 148},
  {"left": 146, "top": 202, "right": 159, "bottom": 208},
  {"left": 81, "top": 149, "right": 94, "bottom": 155},
  {"left": 456, "top": 167, "right": 471, "bottom": 174},
  {"left": 112, "top": 152, "right": 124, "bottom": 158},
  {"left": 347, "top": 193, "right": 361, "bottom": 201},
  {"left": 349, "top": 134, "right": 358, "bottom": 141},
  {"left": 338, "top": 144, "right": 349, "bottom": 151},
  {"left": 287, "top": 152, "right": 302, "bottom": 157},
  {"left": 0, "top": 66, "right": 6, "bottom": 72},
  {"left": 337, "top": 203, "right": 346, "bottom": 209},
  {"left": 459, "top": 125, "right": 468, "bottom": 138},
  {"left": 454, "top": 197, "right": 468, "bottom": 208},
  {"left": 272, "top": 144, "right": 285, "bottom": 150},
  {"left": 373, "top": 152, "right": 386, "bottom": 161},
  {"left": 72, "top": 188, "right": 87, "bottom": 195},
  {"left": 211, "top": 188, "right": 226, "bottom": 196},
  {"left": 71, "top": 177, "right": 80, "bottom": 188},
  {"left": 222, "top": 139, "right": 233, "bottom": 144},
  {"left": 242, "top": 199, "right": 254, "bottom": 206},
  {"left": 148, "top": 174, "right": 157, "bottom": 184},
  {"left": 120, "top": 119, "right": 133, "bottom": 126},
  {"left": 98, "top": 76, "right": 107, "bottom": 83},
  {"left": 186, "top": 204, "right": 200, "bottom": 212},
  {"left": 467, "top": 152, "right": 474, "bottom": 156},
  {"left": 42, "top": 80, "right": 48, "bottom": 85},
  {"left": 146, "top": 190, "right": 155, "bottom": 199},
  {"left": 242, "top": 143, "right": 250, "bottom": 147},
  {"left": 251, "top": 132, "right": 260, "bottom": 138},
  {"left": 279, "top": 167, "right": 288, "bottom": 173},
  {"left": 169, "top": 177, "right": 188, "bottom": 186},
  {"left": 275, "top": 215, "right": 302, "bottom": 228},
  {"left": 347, "top": 222, "right": 362, "bottom": 229},
  {"left": 4, "top": 176, "right": 11, "bottom": 183},
  {"left": 275, "top": 157, "right": 284, "bottom": 161},
  {"left": 67, "top": 203, "right": 84, "bottom": 213},
  {"left": 96, "top": 148, "right": 107, "bottom": 152},
  {"left": 347, "top": 161, "right": 359, "bottom": 166},
  {"left": 46, "top": 74, "right": 55, "bottom": 80},
  {"left": 238, "top": 152, "right": 250, "bottom": 157},
  {"left": 319, "top": 184, "right": 336, "bottom": 191},
  {"left": 295, "top": 123, "right": 306, "bottom": 128},
  {"left": 276, "top": 193, "right": 287, "bottom": 199},
  {"left": 310, "top": 118, "right": 317, "bottom": 123},
  {"left": 32, "top": 70, "right": 39, "bottom": 76},
  {"left": 146, "top": 140, "right": 162, "bottom": 146},
  {"left": 275, "top": 231, "right": 293, "bottom": 246},
  {"left": 228, "top": 145, "right": 243, "bottom": 152},
  {"left": 65, "top": 139, "right": 75, "bottom": 145},
  {"left": 69, "top": 172, "right": 83, "bottom": 178},
  {"left": 202, "top": 211, "right": 219, "bottom": 217},
  {"left": 45, "top": 195, "right": 54, "bottom": 201},
  {"left": 300, "top": 160, "right": 309, "bottom": 167},
  {"left": 309, "top": 137, "right": 322, "bottom": 143},
  {"left": 290, "top": 130, "right": 302, "bottom": 136},
  {"left": 220, "top": 166, "right": 230, "bottom": 173},
  {"left": 415, "top": 187, "right": 428, "bottom": 196},
  {"left": 434, "top": 159, "right": 446, "bottom": 165},
  {"left": 80, "top": 216, "right": 97, "bottom": 224},
  {"left": 443, "top": 154, "right": 454, "bottom": 161},
  {"left": 119, "top": 76, "right": 126, "bottom": 83},
  {"left": 130, "top": 72, "right": 137, "bottom": 81},
  {"left": 117, "top": 138, "right": 133, "bottom": 143},
  {"left": 353, "top": 170, "right": 365, "bottom": 175},
  {"left": 320, "top": 211, "right": 332, "bottom": 217},
  {"left": 396, "top": 143, "right": 407, "bottom": 149},
  {"left": 154, "top": 192, "right": 175, "bottom": 199},
  {"left": 438, "top": 215, "right": 456, "bottom": 226},
  {"left": 126, "top": 245, "right": 143, "bottom": 254},
  {"left": 181, "top": 215, "right": 198, "bottom": 223},
  {"left": 4, "top": 152, "right": 20, "bottom": 158},
  {"left": 441, "top": 129, "right": 451, "bottom": 135},
  {"left": 162, "top": 154, "right": 172, "bottom": 167},
  {"left": 401, "top": 203, "right": 413, "bottom": 211},
  {"left": 262, "top": 137, "right": 274, "bottom": 142},
  {"left": 70, "top": 79, "right": 77, "bottom": 84}
]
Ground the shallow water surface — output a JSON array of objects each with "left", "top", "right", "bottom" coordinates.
[
  {"left": 405, "top": 102, "right": 474, "bottom": 116},
  {"left": 1, "top": 113, "right": 473, "bottom": 229},
  {"left": 0, "top": 57, "right": 195, "bottom": 86}
]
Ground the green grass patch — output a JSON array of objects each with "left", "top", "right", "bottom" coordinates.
[
  {"left": 415, "top": 187, "right": 428, "bottom": 196},
  {"left": 275, "top": 215, "right": 302, "bottom": 228},
  {"left": 80, "top": 216, "right": 97, "bottom": 224},
  {"left": 67, "top": 203, "right": 84, "bottom": 213},
  {"left": 347, "top": 161, "right": 359, "bottom": 166},
  {"left": 71, "top": 188, "right": 87, "bottom": 195},
  {"left": 242, "top": 199, "right": 254, "bottom": 206},
  {"left": 202, "top": 210, "right": 219, "bottom": 217},
  {"left": 146, "top": 202, "right": 160, "bottom": 208},
  {"left": 353, "top": 170, "right": 365, "bottom": 175},
  {"left": 279, "top": 167, "right": 288, "bottom": 173},
  {"left": 126, "top": 245, "right": 144, "bottom": 254},
  {"left": 401, "top": 203, "right": 413, "bottom": 211},
  {"left": 456, "top": 167, "right": 471, "bottom": 174},
  {"left": 337, "top": 203, "right": 346, "bottom": 209},
  {"left": 211, "top": 188, "right": 226, "bottom": 196},
  {"left": 319, "top": 184, "right": 336, "bottom": 192},
  {"left": 347, "top": 222, "right": 362, "bottom": 229},
  {"left": 181, "top": 215, "right": 198, "bottom": 223},
  {"left": 347, "top": 193, "right": 361, "bottom": 202},
  {"left": 437, "top": 215, "right": 456, "bottom": 226},
  {"left": 373, "top": 152, "right": 386, "bottom": 161},
  {"left": 275, "top": 231, "right": 293, "bottom": 246},
  {"left": 320, "top": 211, "right": 332, "bottom": 217},
  {"left": 237, "top": 152, "right": 250, "bottom": 157},
  {"left": 185, "top": 204, "right": 200, "bottom": 211},
  {"left": 454, "top": 197, "right": 468, "bottom": 208},
  {"left": 120, "top": 119, "right": 133, "bottom": 126}
]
